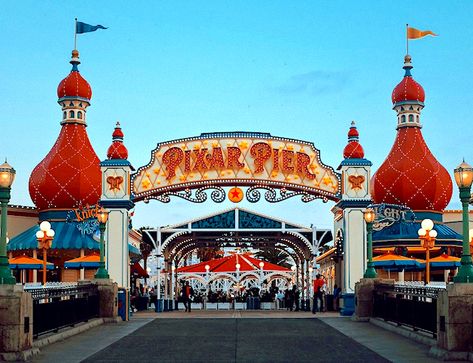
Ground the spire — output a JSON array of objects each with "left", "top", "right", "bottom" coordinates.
[
  {"left": 343, "top": 121, "right": 364, "bottom": 159},
  {"left": 107, "top": 122, "right": 129, "bottom": 160}
]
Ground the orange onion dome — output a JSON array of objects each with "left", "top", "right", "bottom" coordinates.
[
  {"left": 107, "top": 122, "right": 129, "bottom": 160},
  {"left": 57, "top": 50, "right": 92, "bottom": 100},
  {"left": 29, "top": 50, "right": 101, "bottom": 211},
  {"left": 391, "top": 55, "right": 425, "bottom": 104},
  {"left": 343, "top": 121, "right": 364, "bottom": 159},
  {"left": 371, "top": 56, "right": 452, "bottom": 211}
]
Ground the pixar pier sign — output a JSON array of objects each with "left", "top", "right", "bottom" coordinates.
[{"left": 132, "top": 132, "right": 341, "bottom": 202}]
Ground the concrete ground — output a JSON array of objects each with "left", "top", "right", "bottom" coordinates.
[{"left": 29, "top": 311, "right": 450, "bottom": 363}]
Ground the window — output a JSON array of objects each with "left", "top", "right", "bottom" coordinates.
[
  {"left": 409, "top": 114, "right": 414, "bottom": 122},
  {"left": 69, "top": 110, "right": 75, "bottom": 118},
  {"left": 416, "top": 115, "right": 419, "bottom": 122},
  {"left": 401, "top": 115, "right": 406, "bottom": 123},
  {"left": 63, "top": 111, "right": 66, "bottom": 119},
  {"left": 77, "top": 111, "right": 83, "bottom": 119}
]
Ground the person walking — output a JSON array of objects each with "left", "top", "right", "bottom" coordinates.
[
  {"left": 182, "top": 281, "right": 194, "bottom": 312},
  {"left": 312, "top": 274, "right": 325, "bottom": 314},
  {"left": 293, "top": 285, "right": 300, "bottom": 311}
]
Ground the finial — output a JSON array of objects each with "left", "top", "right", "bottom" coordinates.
[
  {"left": 70, "top": 49, "right": 81, "bottom": 71},
  {"left": 403, "top": 54, "right": 413, "bottom": 76},
  {"left": 116, "top": 121, "right": 121, "bottom": 127},
  {"left": 351, "top": 120, "right": 356, "bottom": 127}
]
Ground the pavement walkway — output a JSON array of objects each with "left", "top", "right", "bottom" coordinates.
[{"left": 29, "top": 311, "right": 450, "bottom": 363}]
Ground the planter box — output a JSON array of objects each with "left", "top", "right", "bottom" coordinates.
[
  {"left": 234, "top": 302, "right": 247, "bottom": 310},
  {"left": 205, "top": 302, "right": 218, "bottom": 310},
  {"left": 217, "top": 302, "right": 231, "bottom": 310},
  {"left": 260, "top": 302, "right": 274, "bottom": 310}
]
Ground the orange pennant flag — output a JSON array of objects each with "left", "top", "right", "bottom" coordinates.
[{"left": 407, "top": 27, "right": 438, "bottom": 39}]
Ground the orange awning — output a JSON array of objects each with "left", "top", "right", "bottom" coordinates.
[{"left": 9, "top": 256, "right": 54, "bottom": 270}]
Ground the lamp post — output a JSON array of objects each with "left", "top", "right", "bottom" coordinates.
[
  {"left": 363, "top": 208, "right": 377, "bottom": 278},
  {"left": 453, "top": 161, "right": 473, "bottom": 283},
  {"left": 235, "top": 263, "right": 241, "bottom": 295},
  {"left": 0, "top": 161, "right": 16, "bottom": 284},
  {"left": 95, "top": 206, "right": 109, "bottom": 279},
  {"left": 35, "top": 221, "right": 55, "bottom": 285},
  {"left": 418, "top": 218, "right": 437, "bottom": 285},
  {"left": 205, "top": 264, "right": 210, "bottom": 296}
]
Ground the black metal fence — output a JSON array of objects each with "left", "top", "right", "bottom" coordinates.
[
  {"left": 27, "top": 284, "right": 99, "bottom": 338},
  {"left": 373, "top": 283, "right": 440, "bottom": 338}
]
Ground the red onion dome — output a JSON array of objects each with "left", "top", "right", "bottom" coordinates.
[
  {"left": 343, "top": 121, "right": 365, "bottom": 159},
  {"left": 29, "top": 124, "right": 101, "bottom": 210},
  {"left": 370, "top": 127, "right": 452, "bottom": 211},
  {"left": 57, "top": 50, "right": 92, "bottom": 101},
  {"left": 391, "top": 55, "right": 425, "bottom": 104},
  {"left": 107, "top": 122, "right": 128, "bottom": 160}
]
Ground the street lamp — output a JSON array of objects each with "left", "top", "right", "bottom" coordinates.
[
  {"left": 235, "top": 263, "right": 241, "bottom": 295},
  {"left": 0, "top": 160, "right": 16, "bottom": 284},
  {"left": 418, "top": 218, "right": 437, "bottom": 284},
  {"left": 453, "top": 160, "right": 473, "bottom": 283},
  {"left": 363, "top": 208, "right": 377, "bottom": 278},
  {"left": 259, "top": 261, "right": 264, "bottom": 290},
  {"left": 35, "top": 221, "right": 55, "bottom": 285},
  {"left": 95, "top": 206, "right": 109, "bottom": 279}
]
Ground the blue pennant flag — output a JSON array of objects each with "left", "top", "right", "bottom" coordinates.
[{"left": 76, "top": 21, "right": 107, "bottom": 34}]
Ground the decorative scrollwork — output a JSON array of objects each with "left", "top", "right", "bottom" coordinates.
[
  {"left": 153, "top": 186, "right": 226, "bottom": 203},
  {"left": 246, "top": 185, "right": 328, "bottom": 203}
]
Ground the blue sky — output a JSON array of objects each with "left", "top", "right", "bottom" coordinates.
[{"left": 1, "top": 1, "right": 471, "bottom": 230}]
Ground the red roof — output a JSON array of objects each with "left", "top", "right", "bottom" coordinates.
[
  {"left": 343, "top": 122, "right": 364, "bottom": 159},
  {"left": 107, "top": 122, "right": 128, "bottom": 160},
  {"left": 29, "top": 123, "right": 101, "bottom": 210},
  {"left": 177, "top": 254, "right": 291, "bottom": 273},
  {"left": 391, "top": 56, "right": 425, "bottom": 104},
  {"left": 370, "top": 127, "right": 452, "bottom": 211}
]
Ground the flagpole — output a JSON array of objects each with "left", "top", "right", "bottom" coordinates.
[
  {"left": 406, "top": 23, "right": 409, "bottom": 55},
  {"left": 74, "top": 18, "right": 78, "bottom": 50}
]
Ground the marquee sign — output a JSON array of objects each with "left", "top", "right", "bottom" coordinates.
[
  {"left": 66, "top": 204, "right": 100, "bottom": 236},
  {"left": 370, "top": 203, "right": 415, "bottom": 231},
  {"left": 132, "top": 132, "right": 341, "bottom": 203}
]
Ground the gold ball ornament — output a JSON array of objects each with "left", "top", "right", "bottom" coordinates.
[{"left": 228, "top": 187, "right": 243, "bottom": 203}]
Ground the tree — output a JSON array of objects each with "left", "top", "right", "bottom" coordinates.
[
  {"left": 254, "top": 248, "right": 291, "bottom": 268},
  {"left": 196, "top": 247, "right": 224, "bottom": 261}
]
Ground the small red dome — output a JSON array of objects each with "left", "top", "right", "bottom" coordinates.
[
  {"left": 29, "top": 124, "right": 101, "bottom": 210},
  {"left": 371, "top": 128, "right": 452, "bottom": 211},
  {"left": 107, "top": 122, "right": 128, "bottom": 160},
  {"left": 391, "top": 76, "right": 425, "bottom": 104},
  {"left": 57, "top": 50, "right": 92, "bottom": 100},
  {"left": 343, "top": 121, "right": 365, "bottom": 159},
  {"left": 107, "top": 142, "right": 128, "bottom": 160},
  {"left": 343, "top": 142, "right": 364, "bottom": 159}
]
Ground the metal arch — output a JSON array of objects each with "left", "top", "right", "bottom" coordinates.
[
  {"left": 208, "top": 273, "right": 238, "bottom": 283},
  {"left": 283, "top": 230, "right": 314, "bottom": 256},
  {"left": 161, "top": 230, "right": 192, "bottom": 253},
  {"left": 179, "top": 274, "right": 207, "bottom": 284}
]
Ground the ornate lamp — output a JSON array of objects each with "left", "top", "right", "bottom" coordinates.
[
  {"left": 0, "top": 161, "right": 16, "bottom": 284},
  {"left": 95, "top": 206, "right": 110, "bottom": 279},
  {"left": 418, "top": 219, "right": 437, "bottom": 284},
  {"left": 36, "top": 221, "right": 55, "bottom": 285},
  {"left": 453, "top": 161, "right": 473, "bottom": 283},
  {"left": 363, "top": 208, "right": 377, "bottom": 278}
]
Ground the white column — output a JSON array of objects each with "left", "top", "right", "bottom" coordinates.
[
  {"left": 79, "top": 248, "right": 85, "bottom": 280},
  {"left": 106, "top": 209, "right": 130, "bottom": 288},
  {"left": 32, "top": 249, "right": 37, "bottom": 283}
]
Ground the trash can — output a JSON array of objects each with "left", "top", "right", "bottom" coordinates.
[
  {"left": 326, "top": 294, "right": 334, "bottom": 311},
  {"left": 254, "top": 297, "right": 261, "bottom": 310},
  {"left": 246, "top": 296, "right": 254, "bottom": 310},
  {"left": 118, "top": 288, "right": 129, "bottom": 321},
  {"left": 155, "top": 298, "right": 163, "bottom": 313}
]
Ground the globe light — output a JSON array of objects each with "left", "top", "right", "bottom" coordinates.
[
  {"left": 235, "top": 263, "right": 241, "bottom": 270},
  {"left": 46, "top": 229, "right": 55, "bottom": 238},
  {"left": 454, "top": 161, "right": 473, "bottom": 189},
  {"left": 418, "top": 228, "right": 427, "bottom": 237},
  {"left": 364, "top": 208, "right": 376, "bottom": 223},
  {"left": 40, "top": 221, "right": 51, "bottom": 232},
  {"left": 35, "top": 231, "right": 43, "bottom": 239},
  {"left": 0, "top": 161, "right": 16, "bottom": 188},
  {"left": 171, "top": 264, "right": 176, "bottom": 271},
  {"left": 429, "top": 229, "right": 438, "bottom": 238},
  {"left": 259, "top": 262, "right": 264, "bottom": 268},
  {"left": 205, "top": 264, "right": 210, "bottom": 271},
  {"left": 421, "top": 219, "right": 434, "bottom": 232},
  {"left": 97, "top": 206, "right": 109, "bottom": 224},
  {"left": 291, "top": 265, "right": 296, "bottom": 271}
]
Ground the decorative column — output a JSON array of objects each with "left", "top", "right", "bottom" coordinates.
[{"left": 333, "top": 122, "right": 372, "bottom": 316}]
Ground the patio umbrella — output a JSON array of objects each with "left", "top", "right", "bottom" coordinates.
[
  {"left": 417, "top": 254, "right": 461, "bottom": 270},
  {"left": 64, "top": 254, "right": 100, "bottom": 268},
  {"left": 9, "top": 256, "right": 54, "bottom": 270},
  {"left": 372, "top": 253, "right": 421, "bottom": 269}
]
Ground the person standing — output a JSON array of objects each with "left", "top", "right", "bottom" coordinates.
[
  {"left": 182, "top": 281, "right": 194, "bottom": 312},
  {"left": 333, "top": 284, "right": 341, "bottom": 311},
  {"left": 293, "top": 285, "right": 300, "bottom": 312},
  {"left": 312, "top": 274, "right": 325, "bottom": 314}
]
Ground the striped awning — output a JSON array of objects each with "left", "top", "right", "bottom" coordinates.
[
  {"left": 64, "top": 254, "right": 100, "bottom": 268},
  {"left": 9, "top": 256, "right": 54, "bottom": 270}
]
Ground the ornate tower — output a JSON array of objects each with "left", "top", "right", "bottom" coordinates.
[
  {"left": 28, "top": 50, "right": 101, "bottom": 218},
  {"left": 333, "top": 122, "right": 372, "bottom": 313},
  {"left": 371, "top": 55, "right": 453, "bottom": 216},
  {"left": 100, "top": 122, "right": 134, "bottom": 288}
]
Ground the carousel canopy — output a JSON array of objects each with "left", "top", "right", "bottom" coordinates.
[
  {"left": 177, "top": 253, "right": 291, "bottom": 274},
  {"left": 9, "top": 256, "right": 54, "bottom": 270}
]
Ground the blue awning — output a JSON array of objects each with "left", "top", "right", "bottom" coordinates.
[{"left": 8, "top": 222, "right": 141, "bottom": 258}]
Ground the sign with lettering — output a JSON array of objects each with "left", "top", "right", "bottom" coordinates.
[
  {"left": 132, "top": 132, "right": 341, "bottom": 203},
  {"left": 371, "top": 204, "right": 414, "bottom": 231},
  {"left": 66, "top": 204, "right": 99, "bottom": 236}
]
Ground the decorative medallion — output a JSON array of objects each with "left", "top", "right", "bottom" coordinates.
[
  {"left": 107, "top": 176, "right": 124, "bottom": 191},
  {"left": 348, "top": 175, "right": 365, "bottom": 190},
  {"left": 228, "top": 187, "right": 244, "bottom": 203}
]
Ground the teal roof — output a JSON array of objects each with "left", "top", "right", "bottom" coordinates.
[{"left": 8, "top": 222, "right": 141, "bottom": 257}]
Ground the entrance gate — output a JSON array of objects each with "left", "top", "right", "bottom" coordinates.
[{"left": 99, "top": 130, "right": 372, "bottom": 310}]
